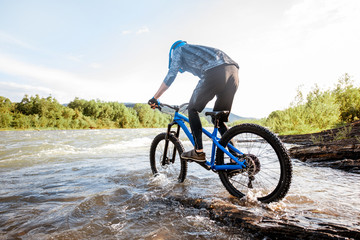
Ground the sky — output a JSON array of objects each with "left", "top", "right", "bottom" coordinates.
[{"left": 0, "top": 0, "right": 359, "bottom": 118}]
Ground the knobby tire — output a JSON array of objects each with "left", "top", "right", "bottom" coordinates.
[
  {"left": 150, "top": 132, "right": 187, "bottom": 183},
  {"left": 216, "top": 123, "right": 292, "bottom": 203}
]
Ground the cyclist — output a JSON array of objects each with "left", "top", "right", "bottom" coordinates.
[{"left": 149, "top": 40, "right": 239, "bottom": 162}]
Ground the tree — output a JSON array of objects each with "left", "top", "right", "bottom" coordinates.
[{"left": 334, "top": 73, "right": 360, "bottom": 122}]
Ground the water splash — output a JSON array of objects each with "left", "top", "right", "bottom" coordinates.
[{"left": 0, "top": 129, "right": 359, "bottom": 239}]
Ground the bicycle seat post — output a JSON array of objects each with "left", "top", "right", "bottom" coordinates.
[
  {"left": 205, "top": 111, "right": 230, "bottom": 129},
  {"left": 213, "top": 118, "right": 220, "bottom": 129}
]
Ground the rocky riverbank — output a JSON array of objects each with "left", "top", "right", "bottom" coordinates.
[
  {"left": 279, "top": 120, "right": 360, "bottom": 173},
  {"left": 171, "top": 197, "right": 360, "bottom": 240}
]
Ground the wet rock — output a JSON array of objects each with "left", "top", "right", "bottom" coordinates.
[
  {"left": 288, "top": 143, "right": 360, "bottom": 173},
  {"left": 280, "top": 120, "right": 360, "bottom": 146},
  {"left": 315, "top": 159, "right": 360, "bottom": 173},
  {"left": 279, "top": 121, "right": 360, "bottom": 173},
  {"left": 172, "top": 197, "right": 360, "bottom": 240}
]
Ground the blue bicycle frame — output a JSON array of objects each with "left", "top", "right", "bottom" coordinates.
[{"left": 169, "top": 111, "right": 247, "bottom": 171}]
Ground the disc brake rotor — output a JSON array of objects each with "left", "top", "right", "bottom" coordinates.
[{"left": 244, "top": 154, "right": 261, "bottom": 177}]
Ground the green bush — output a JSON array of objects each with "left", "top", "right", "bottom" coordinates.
[
  {"left": 334, "top": 73, "right": 360, "bottom": 122},
  {"left": 264, "top": 73, "right": 358, "bottom": 135},
  {"left": 0, "top": 113, "right": 13, "bottom": 128},
  {"left": 2, "top": 74, "right": 359, "bottom": 133},
  {"left": 11, "top": 114, "right": 32, "bottom": 129}
]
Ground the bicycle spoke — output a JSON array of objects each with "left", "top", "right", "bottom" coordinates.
[
  {"left": 150, "top": 106, "right": 291, "bottom": 203},
  {"left": 216, "top": 124, "right": 292, "bottom": 203},
  {"left": 150, "top": 132, "right": 187, "bottom": 183}
]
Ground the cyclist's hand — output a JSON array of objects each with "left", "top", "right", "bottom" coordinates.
[{"left": 148, "top": 97, "right": 160, "bottom": 109}]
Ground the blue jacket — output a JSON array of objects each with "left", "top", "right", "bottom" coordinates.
[{"left": 163, "top": 44, "right": 239, "bottom": 87}]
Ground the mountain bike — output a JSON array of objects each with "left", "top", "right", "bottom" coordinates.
[{"left": 149, "top": 103, "right": 292, "bottom": 203}]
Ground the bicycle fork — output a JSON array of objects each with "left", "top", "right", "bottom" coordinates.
[{"left": 161, "top": 122, "right": 181, "bottom": 166}]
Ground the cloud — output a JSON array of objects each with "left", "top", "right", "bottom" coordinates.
[
  {"left": 122, "top": 30, "right": 131, "bottom": 35},
  {"left": 0, "top": 54, "right": 89, "bottom": 90},
  {"left": 283, "top": 0, "right": 360, "bottom": 30},
  {"left": 284, "top": 0, "right": 341, "bottom": 27},
  {"left": 122, "top": 26, "right": 150, "bottom": 35},
  {"left": 66, "top": 54, "right": 84, "bottom": 62},
  {"left": 0, "top": 53, "right": 137, "bottom": 103},
  {"left": 259, "top": 0, "right": 360, "bottom": 53},
  {"left": 136, "top": 26, "right": 149, "bottom": 34},
  {"left": 90, "top": 63, "right": 102, "bottom": 69},
  {"left": 0, "top": 81, "right": 54, "bottom": 94},
  {"left": 0, "top": 31, "right": 37, "bottom": 50},
  {"left": 0, "top": 81, "right": 65, "bottom": 102}
]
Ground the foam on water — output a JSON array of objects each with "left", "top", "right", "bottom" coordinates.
[
  {"left": 0, "top": 130, "right": 156, "bottom": 168},
  {"left": 150, "top": 173, "right": 172, "bottom": 186},
  {"left": 95, "top": 137, "right": 152, "bottom": 152}
]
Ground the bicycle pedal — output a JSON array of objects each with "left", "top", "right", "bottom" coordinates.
[
  {"left": 195, "top": 161, "right": 211, "bottom": 171},
  {"left": 184, "top": 158, "right": 211, "bottom": 169}
]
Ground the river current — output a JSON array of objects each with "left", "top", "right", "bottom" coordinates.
[{"left": 0, "top": 129, "right": 359, "bottom": 239}]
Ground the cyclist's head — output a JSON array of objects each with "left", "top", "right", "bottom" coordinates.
[{"left": 168, "top": 40, "right": 187, "bottom": 73}]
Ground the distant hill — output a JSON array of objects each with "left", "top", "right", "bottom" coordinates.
[
  {"left": 202, "top": 107, "right": 248, "bottom": 123},
  {"left": 124, "top": 103, "right": 250, "bottom": 123}
]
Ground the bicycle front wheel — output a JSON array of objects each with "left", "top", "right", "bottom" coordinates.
[
  {"left": 216, "top": 124, "right": 292, "bottom": 203},
  {"left": 150, "top": 132, "right": 187, "bottom": 182}
]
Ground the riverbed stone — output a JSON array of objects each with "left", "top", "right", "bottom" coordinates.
[
  {"left": 279, "top": 120, "right": 360, "bottom": 173},
  {"left": 171, "top": 196, "right": 360, "bottom": 239}
]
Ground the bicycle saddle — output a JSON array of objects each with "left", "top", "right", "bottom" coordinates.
[{"left": 205, "top": 111, "right": 230, "bottom": 122}]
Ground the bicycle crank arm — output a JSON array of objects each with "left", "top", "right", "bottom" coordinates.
[{"left": 192, "top": 161, "right": 211, "bottom": 171}]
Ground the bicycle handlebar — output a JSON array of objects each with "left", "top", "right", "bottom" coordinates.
[{"left": 159, "top": 103, "right": 189, "bottom": 112}]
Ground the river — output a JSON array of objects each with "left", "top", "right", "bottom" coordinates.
[{"left": 0, "top": 129, "right": 359, "bottom": 239}]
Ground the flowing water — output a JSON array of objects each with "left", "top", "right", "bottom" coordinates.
[{"left": 0, "top": 129, "right": 359, "bottom": 239}]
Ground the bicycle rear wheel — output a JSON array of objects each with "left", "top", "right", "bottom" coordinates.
[
  {"left": 216, "top": 123, "right": 292, "bottom": 203},
  {"left": 150, "top": 132, "right": 187, "bottom": 182}
]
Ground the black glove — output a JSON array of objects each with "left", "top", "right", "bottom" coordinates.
[{"left": 148, "top": 97, "right": 161, "bottom": 109}]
